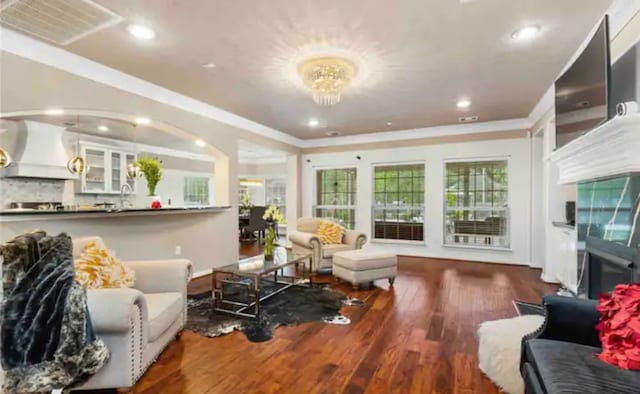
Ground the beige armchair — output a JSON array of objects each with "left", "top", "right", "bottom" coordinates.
[
  {"left": 288, "top": 217, "right": 367, "bottom": 271},
  {"left": 70, "top": 236, "right": 193, "bottom": 391}
]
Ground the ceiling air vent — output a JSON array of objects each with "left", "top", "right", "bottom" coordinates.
[
  {"left": 459, "top": 116, "right": 479, "bottom": 123},
  {"left": 0, "top": 0, "right": 123, "bottom": 46}
]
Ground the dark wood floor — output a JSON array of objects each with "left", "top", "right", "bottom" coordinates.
[{"left": 127, "top": 244, "right": 557, "bottom": 394}]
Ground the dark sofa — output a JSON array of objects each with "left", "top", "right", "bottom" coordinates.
[{"left": 520, "top": 295, "right": 640, "bottom": 394}]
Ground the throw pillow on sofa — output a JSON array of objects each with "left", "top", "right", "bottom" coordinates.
[
  {"left": 596, "top": 283, "right": 640, "bottom": 370},
  {"left": 317, "top": 220, "right": 345, "bottom": 245},
  {"left": 75, "top": 241, "right": 135, "bottom": 289}
]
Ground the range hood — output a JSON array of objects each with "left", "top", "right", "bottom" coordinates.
[{"left": 0, "top": 120, "right": 77, "bottom": 179}]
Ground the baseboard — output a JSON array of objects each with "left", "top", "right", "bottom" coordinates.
[
  {"left": 193, "top": 269, "right": 211, "bottom": 279},
  {"left": 540, "top": 272, "right": 560, "bottom": 284}
]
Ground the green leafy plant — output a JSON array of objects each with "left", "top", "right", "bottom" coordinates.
[
  {"left": 262, "top": 204, "right": 286, "bottom": 225},
  {"left": 240, "top": 192, "right": 253, "bottom": 211},
  {"left": 263, "top": 227, "right": 276, "bottom": 260},
  {"left": 262, "top": 205, "right": 286, "bottom": 260},
  {"left": 135, "top": 156, "right": 163, "bottom": 196}
]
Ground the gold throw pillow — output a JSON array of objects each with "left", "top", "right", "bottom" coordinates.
[
  {"left": 317, "top": 220, "right": 345, "bottom": 245},
  {"left": 74, "top": 241, "right": 135, "bottom": 289}
]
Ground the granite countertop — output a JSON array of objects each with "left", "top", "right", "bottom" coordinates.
[{"left": 0, "top": 206, "right": 232, "bottom": 222}]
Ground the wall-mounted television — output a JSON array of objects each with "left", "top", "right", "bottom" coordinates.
[{"left": 555, "top": 16, "right": 611, "bottom": 149}]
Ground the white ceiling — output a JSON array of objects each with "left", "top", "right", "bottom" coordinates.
[
  {"left": 5, "top": 0, "right": 612, "bottom": 140},
  {"left": 238, "top": 140, "right": 287, "bottom": 164}
]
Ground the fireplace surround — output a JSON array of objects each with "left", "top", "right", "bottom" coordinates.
[{"left": 586, "top": 236, "right": 639, "bottom": 299}]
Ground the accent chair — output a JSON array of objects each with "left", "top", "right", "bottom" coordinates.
[
  {"left": 70, "top": 236, "right": 193, "bottom": 391},
  {"left": 288, "top": 217, "right": 367, "bottom": 272}
]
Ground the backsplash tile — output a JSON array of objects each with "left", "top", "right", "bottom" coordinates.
[
  {"left": 0, "top": 178, "right": 122, "bottom": 209},
  {"left": 0, "top": 178, "right": 66, "bottom": 209}
]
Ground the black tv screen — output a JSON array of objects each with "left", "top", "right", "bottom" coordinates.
[{"left": 555, "top": 16, "right": 611, "bottom": 149}]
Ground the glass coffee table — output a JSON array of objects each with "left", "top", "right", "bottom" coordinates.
[{"left": 211, "top": 247, "right": 313, "bottom": 318}]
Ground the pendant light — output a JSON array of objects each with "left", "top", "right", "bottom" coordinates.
[
  {"left": 67, "top": 115, "right": 87, "bottom": 175},
  {"left": 0, "top": 147, "right": 12, "bottom": 168}
]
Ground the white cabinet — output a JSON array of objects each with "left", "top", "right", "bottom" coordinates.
[
  {"left": 546, "top": 225, "right": 578, "bottom": 292},
  {"left": 79, "top": 144, "right": 136, "bottom": 194}
]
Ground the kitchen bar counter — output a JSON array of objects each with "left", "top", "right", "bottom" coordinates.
[{"left": 0, "top": 206, "right": 232, "bottom": 222}]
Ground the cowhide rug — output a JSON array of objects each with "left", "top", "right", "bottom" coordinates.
[{"left": 186, "top": 280, "right": 364, "bottom": 342}]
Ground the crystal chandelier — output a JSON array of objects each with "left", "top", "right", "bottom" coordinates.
[{"left": 298, "top": 57, "right": 356, "bottom": 106}]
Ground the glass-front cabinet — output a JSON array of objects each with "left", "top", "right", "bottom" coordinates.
[
  {"left": 79, "top": 144, "right": 136, "bottom": 194},
  {"left": 83, "top": 147, "right": 107, "bottom": 193},
  {"left": 110, "top": 151, "right": 121, "bottom": 192},
  {"left": 125, "top": 153, "right": 137, "bottom": 192}
]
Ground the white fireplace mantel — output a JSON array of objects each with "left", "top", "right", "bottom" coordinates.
[{"left": 547, "top": 114, "right": 640, "bottom": 184}]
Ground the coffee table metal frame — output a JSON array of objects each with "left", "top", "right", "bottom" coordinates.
[{"left": 211, "top": 253, "right": 313, "bottom": 318}]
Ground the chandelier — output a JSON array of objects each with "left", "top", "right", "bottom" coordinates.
[{"left": 298, "top": 57, "right": 356, "bottom": 106}]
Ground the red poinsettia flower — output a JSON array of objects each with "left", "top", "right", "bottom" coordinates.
[{"left": 596, "top": 283, "right": 640, "bottom": 371}]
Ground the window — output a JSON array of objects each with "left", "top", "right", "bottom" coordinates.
[
  {"left": 184, "top": 176, "right": 211, "bottom": 206},
  {"left": 444, "top": 160, "right": 509, "bottom": 248},
  {"left": 373, "top": 164, "right": 425, "bottom": 241},
  {"left": 314, "top": 168, "right": 356, "bottom": 229},
  {"left": 265, "top": 178, "right": 286, "bottom": 217}
]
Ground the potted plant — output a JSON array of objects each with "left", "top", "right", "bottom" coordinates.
[
  {"left": 135, "top": 156, "right": 163, "bottom": 208},
  {"left": 240, "top": 192, "right": 253, "bottom": 216},
  {"left": 262, "top": 205, "right": 286, "bottom": 260}
]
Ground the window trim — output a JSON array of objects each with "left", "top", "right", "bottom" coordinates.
[
  {"left": 371, "top": 161, "right": 426, "bottom": 244},
  {"left": 313, "top": 166, "right": 358, "bottom": 229},
  {"left": 442, "top": 156, "right": 511, "bottom": 249},
  {"left": 184, "top": 175, "right": 213, "bottom": 207}
]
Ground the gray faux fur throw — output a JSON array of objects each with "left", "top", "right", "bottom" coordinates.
[{"left": 1, "top": 231, "right": 109, "bottom": 393}]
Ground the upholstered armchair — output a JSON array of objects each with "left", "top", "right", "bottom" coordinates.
[
  {"left": 70, "top": 237, "right": 193, "bottom": 391},
  {"left": 288, "top": 217, "right": 367, "bottom": 271}
]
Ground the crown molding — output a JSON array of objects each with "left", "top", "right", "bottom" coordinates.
[
  {"left": 608, "top": 0, "right": 640, "bottom": 40},
  {"left": 0, "top": 28, "right": 304, "bottom": 148},
  {"left": 298, "top": 118, "right": 532, "bottom": 148}
]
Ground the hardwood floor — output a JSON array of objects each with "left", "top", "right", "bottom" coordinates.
[{"left": 130, "top": 244, "right": 557, "bottom": 394}]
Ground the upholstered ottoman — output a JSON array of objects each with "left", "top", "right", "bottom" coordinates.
[{"left": 332, "top": 250, "right": 397, "bottom": 290}]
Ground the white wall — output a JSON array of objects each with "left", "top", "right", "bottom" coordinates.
[
  {"left": 1, "top": 212, "right": 229, "bottom": 274},
  {"left": 302, "top": 136, "right": 532, "bottom": 265},
  {"left": 135, "top": 169, "right": 214, "bottom": 207},
  {"left": 237, "top": 161, "right": 287, "bottom": 207}
]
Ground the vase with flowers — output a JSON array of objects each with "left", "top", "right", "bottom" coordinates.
[
  {"left": 262, "top": 205, "right": 286, "bottom": 261},
  {"left": 240, "top": 192, "right": 253, "bottom": 216},
  {"left": 135, "top": 156, "right": 163, "bottom": 208}
]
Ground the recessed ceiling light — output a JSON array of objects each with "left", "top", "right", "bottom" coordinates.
[
  {"left": 134, "top": 117, "right": 151, "bottom": 125},
  {"left": 386, "top": 122, "right": 393, "bottom": 126},
  {"left": 97, "top": 125, "right": 109, "bottom": 132},
  {"left": 44, "top": 108, "right": 64, "bottom": 116},
  {"left": 127, "top": 24, "right": 156, "bottom": 41},
  {"left": 195, "top": 139, "right": 206, "bottom": 147},
  {"left": 308, "top": 118, "right": 320, "bottom": 127},
  {"left": 456, "top": 99, "right": 472, "bottom": 109},
  {"left": 201, "top": 62, "right": 216, "bottom": 69},
  {"left": 511, "top": 25, "right": 541, "bottom": 41}
]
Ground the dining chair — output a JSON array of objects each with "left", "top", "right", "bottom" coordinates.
[{"left": 245, "top": 206, "right": 267, "bottom": 243}]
